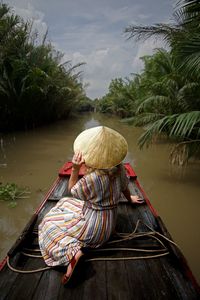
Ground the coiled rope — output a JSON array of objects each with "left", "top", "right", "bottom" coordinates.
[
  {"left": 6, "top": 219, "right": 177, "bottom": 274},
  {"left": 6, "top": 257, "right": 51, "bottom": 274}
]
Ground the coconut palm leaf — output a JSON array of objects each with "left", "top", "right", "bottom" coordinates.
[
  {"left": 176, "top": 0, "right": 200, "bottom": 26},
  {"left": 170, "top": 111, "right": 200, "bottom": 137},
  {"left": 133, "top": 112, "right": 165, "bottom": 126},
  {"left": 138, "top": 114, "right": 178, "bottom": 148},
  {"left": 121, "top": 116, "right": 135, "bottom": 124},
  {"left": 176, "top": 82, "right": 200, "bottom": 110},
  {"left": 125, "top": 0, "right": 200, "bottom": 79},
  {"left": 136, "top": 95, "right": 170, "bottom": 113},
  {"left": 138, "top": 111, "right": 200, "bottom": 149},
  {"left": 124, "top": 24, "right": 180, "bottom": 45},
  {"left": 176, "top": 35, "right": 200, "bottom": 76},
  {"left": 152, "top": 48, "right": 175, "bottom": 73}
]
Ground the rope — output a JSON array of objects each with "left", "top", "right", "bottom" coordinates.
[
  {"left": 21, "top": 252, "right": 43, "bottom": 258},
  {"left": 6, "top": 219, "right": 177, "bottom": 274},
  {"left": 85, "top": 252, "right": 170, "bottom": 262},
  {"left": 90, "top": 247, "right": 167, "bottom": 253},
  {"left": 6, "top": 256, "right": 51, "bottom": 274},
  {"left": 7, "top": 250, "right": 169, "bottom": 273},
  {"left": 23, "top": 248, "right": 41, "bottom": 252}
]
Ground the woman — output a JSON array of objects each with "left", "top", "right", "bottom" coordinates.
[{"left": 39, "top": 126, "right": 144, "bottom": 284}]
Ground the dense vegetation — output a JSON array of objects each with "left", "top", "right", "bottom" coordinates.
[
  {"left": 98, "top": 0, "right": 200, "bottom": 165},
  {"left": 0, "top": 3, "right": 91, "bottom": 131}
]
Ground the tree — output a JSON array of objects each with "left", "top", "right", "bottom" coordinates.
[
  {"left": 123, "top": 0, "right": 200, "bottom": 165},
  {"left": 98, "top": 78, "right": 138, "bottom": 117},
  {"left": 125, "top": 0, "right": 200, "bottom": 77},
  {"left": 0, "top": 3, "right": 86, "bottom": 131}
]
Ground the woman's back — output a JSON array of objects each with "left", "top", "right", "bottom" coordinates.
[{"left": 71, "top": 164, "right": 129, "bottom": 210}]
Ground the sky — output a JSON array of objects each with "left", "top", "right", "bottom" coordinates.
[{"left": 5, "top": 0, "right": 175, "bottom": 99}]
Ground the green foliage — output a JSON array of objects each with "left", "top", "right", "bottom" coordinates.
[
  {"left": 0, "top": 3, "right": 86, "bottom": 131},
  {"left": 98, "top": 0, "right": 200, "bottom": 166},
  {"left": 0, "top": 183, "right": 30, "bottom": 207},
  {"left": 93, "top": 1, "right": 200, "bottom": 165},
  {"left": 98, "top": 77, "right": 140, "bottom": 117},
  {"left": 132, "top": 50, "right": 200, "bottom": 165},
  {"left": 76, "top": 97, "right": 95, "bottom": 112}
]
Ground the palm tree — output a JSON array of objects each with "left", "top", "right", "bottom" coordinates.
[
  {"left": 0, "top": 3, "right": 86, "bottom": 130},
  {"left": 124, "top": 0, "right": 200, "bottom": 165},
  {"left": 125, "top": 0, "right": 200, "bottom": 76}
]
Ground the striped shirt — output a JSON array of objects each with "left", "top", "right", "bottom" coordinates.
[{"left": 38, "top": 164, "right": 129, "bottom": 266}]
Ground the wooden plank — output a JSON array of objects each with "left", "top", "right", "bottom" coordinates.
[
  {"left": 106, "top": 260, "right": 131, "bottom": 299},
  {"left": 107, "top": 202, "right": 153, "bottom": 299},
  {"left": 33, "top": 255, "right": 107, "bottom": 299},
  {"left": 0, "top": 255, "right": 23, "bottom": 300},
  {"left": 124, "top": 202, "right": 199, "bottom": 299},
  {"left": 32, "top": 269, "right": 62, "bottom": 300},
  {"left": 128, "top": 180, "right": 157, "bottom": 228},
  {"left": 126, "top": 258, "right": 182, "bottom": 300},
  {"left": 7, "top": 214, "right": 38, "bottom": 258},
  {"left": 5, "top": 255, "right": 45, "bottom": 300},
  {"left": 161, "top": 257, "right": 200, "bottom": 299},
  {"left": 81, "top": 261, "right": 107, "bottom": 300},
  {"left": 118, "top": 203, "right": 178, "bottom": 299},
  {"left": 56, "top": 260, "right": 107, "bottom": 300},
  {"left": 50, "top": 178, "right": 68, "bottom": 198}
]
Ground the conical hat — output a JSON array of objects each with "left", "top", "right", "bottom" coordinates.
[{"left": 73, "top": 126, "right": 128, "bottom": 169}]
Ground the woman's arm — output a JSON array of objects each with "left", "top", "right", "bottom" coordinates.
[
  {"left": 122, "top": 187, "right": 144, "bottom": 204},
  {"left": 68, "top": 167, "right": 79, "bottom": 191},
  {"left": 68, "top": 151, "right": 85, "bottom": 191}
]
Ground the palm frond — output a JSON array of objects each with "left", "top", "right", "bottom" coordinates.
[
  {"left": 136, "top": 95, "right": 170, "bottom": 113},
  {"left": 133, "top": 112, "right": 165, "bottom": 126},
  {"left": 177, "top": 82, "right": 199, "bottom": 110},
  {"left": 153, "top": 48, "right": 175, "bottom": 73},
  {"left": 138, "top": 114, "right": 177, "bottom": 148},
  {"left": 121, "top": 117, "right": 135, "bottom": 124},
  {"left": 173, "top": 6, "right": 187, "bottom": 26},
  {"left": 124, "top": 24, "right": 179, "bottom": 44},
  {"left": 176, "top": 35, "right": 200, "bottom": 76},
  {"left": 161, "top": 77, "right": 179, "bottom": 93},
  {"left": 176, "top": 0, "right": 200, "bottom": 26},
  {"left": 170, "top": 111, "right": 200, "bottom": 137}
]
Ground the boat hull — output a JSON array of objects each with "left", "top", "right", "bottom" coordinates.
[{"left": 0, "top": 162, "right": 199, "bottom": 299}]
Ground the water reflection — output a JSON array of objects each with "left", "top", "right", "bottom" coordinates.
[
  {"left": 0, "top": 138, "right": 7, "bottom": 168},
  {"left": 84, "top": 117, "right": 100, "bottom": 129},
  {"left": 0, "top": 112, "right": 200, "bottom": 283}
]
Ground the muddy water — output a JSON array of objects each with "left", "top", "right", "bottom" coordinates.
[{"left": 0, "top": 112, "right": 200, "bottom": 283}]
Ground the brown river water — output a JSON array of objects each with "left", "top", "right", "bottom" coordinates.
[{"left": 0, "top": 112, "right": 200, "bottom": 283}]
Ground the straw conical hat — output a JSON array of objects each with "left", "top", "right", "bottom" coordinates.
[{"left": 73, "top": 126, "right": 128, "bottom": 169}]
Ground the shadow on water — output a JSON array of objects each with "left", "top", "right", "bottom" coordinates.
[{"left": 0, "top": 112, "right": 200, "bottom": 284}]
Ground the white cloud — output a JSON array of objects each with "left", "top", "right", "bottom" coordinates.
[
  {"left": 5, "top": 0, "right": 172, "bottom": 99},
  {"left": 62, "top": 43, "right": 135, "bottom": 98},
  {"left": 131, "top": 38, "right": 167, "bottom": 72},
  {"left": 102, "top": 5, "right": 142, "bottom": 24},
  {"left": 9, "top": 2, "right": 48, "bottom": 43}
]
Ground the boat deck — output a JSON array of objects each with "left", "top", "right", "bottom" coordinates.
[{"left": 0, "top": 167, "right": 199, "bottom": 300}]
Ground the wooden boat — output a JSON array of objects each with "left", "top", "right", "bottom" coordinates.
[{"left": 0, "top": 162, "right": 199, "bottom": 300}]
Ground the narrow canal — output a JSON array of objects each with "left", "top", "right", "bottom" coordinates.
[{"left": 0, "top": 112, "right": 200, "bottom": 283}]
